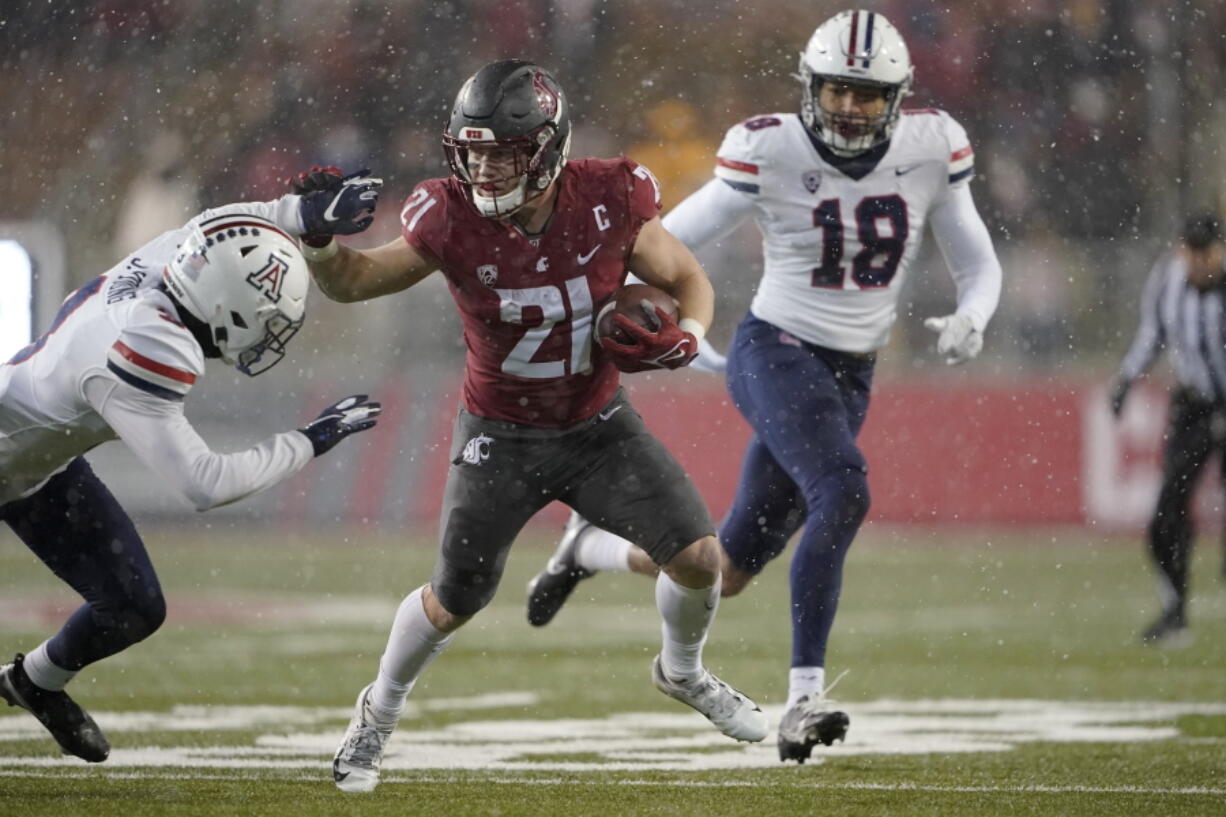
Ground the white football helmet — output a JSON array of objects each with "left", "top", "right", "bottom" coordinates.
[
  {"left": 798, "top": 9, "right": 914, "bottom": 156},
  {"left": 163, "top": 213, "right": 308, "bottom": 376}
]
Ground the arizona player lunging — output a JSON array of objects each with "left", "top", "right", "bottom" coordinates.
[
  {"left": 0, "top": 183, "right": 384, "bottom": 762},
  {"left": 310, "top": 60, "right": 766, "bottom": 793},
  {"left": 526, "top": 10, "right": 1003, "bottom": 763}
]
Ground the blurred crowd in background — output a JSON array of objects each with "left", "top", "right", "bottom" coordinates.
[{"left": 2, "top": 0, "right": 1224, "bottom": 379}]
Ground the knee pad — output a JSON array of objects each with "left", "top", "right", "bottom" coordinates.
[{"left": 430, "top": 562, "right": 501, "bottom": 618}]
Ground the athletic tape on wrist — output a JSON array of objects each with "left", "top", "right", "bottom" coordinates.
[
  {"left": 678, "top": 317, "right": 706, "bottom": 343},
  {"left": 300, "top": 238, "right": 338, "bottom": 262}
]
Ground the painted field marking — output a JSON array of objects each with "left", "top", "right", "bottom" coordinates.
[
  {"left": 3, "top": 697, "right": 1226, "bottom": 774},
  {"left": 0, "top": 769, "right": 1223, "bottom": 798}
]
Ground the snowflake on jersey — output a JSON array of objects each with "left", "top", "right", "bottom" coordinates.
[
  {"left": 400, "top": 157, "right": 662, "bottom": 427},
  {"left": 711, "top": 109, "right": 976, "bottom": 353}
]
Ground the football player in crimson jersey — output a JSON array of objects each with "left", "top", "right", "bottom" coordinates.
[
  {"left": 526, "top": 9, "right": 1004, "bottom": 763},
  {"left": 0, "top": 183, "right": 384, "bottom": 764},
  {"left": 309, "top": 60, "right": 767, "bottom": 794}
]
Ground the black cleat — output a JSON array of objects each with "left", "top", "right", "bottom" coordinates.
[
  {"left": 1140, "top": 609, "right": 1192, "bottom": 648},
  {"left": 0, "top": 653, "right": 110, "bottom": 762},
  {"left": 777, "top": 694, "right": 850, "bottom": 764},
  {"left": 526, "top": 514, "right": 595, "bottom": 627}
]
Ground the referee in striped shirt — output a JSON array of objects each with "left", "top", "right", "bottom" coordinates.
[{"left": 1110, "top": 212, "right": 1226, "bottom": 646}]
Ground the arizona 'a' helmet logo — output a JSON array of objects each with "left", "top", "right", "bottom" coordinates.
[{"left": 246, "top": 254, "right": 288, "bottom": 302}]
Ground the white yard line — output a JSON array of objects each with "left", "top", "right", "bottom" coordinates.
[{"left": 0, "top": 768, "right": 1222, "bottom": 798}]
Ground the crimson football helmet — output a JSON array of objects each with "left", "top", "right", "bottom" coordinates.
[{"left": 443, "top": 60, "right": 572, "bottom": 218}]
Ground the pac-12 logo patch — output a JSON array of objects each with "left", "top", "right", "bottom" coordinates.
[
  {"left": 246, "top": 254, "right": 288, "bottom": 302},
  {"left": 802, "top": 170, "right": 822, "bottom": 194},
  {"left": 477, "top": 265, "right": 498, "bottom": 287}
]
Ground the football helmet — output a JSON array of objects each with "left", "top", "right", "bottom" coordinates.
[
  {"left": 162, "top": 214, "right": 308, "bottom": 376},
  {"left": 798, "top": 9, "right": 913, "bottom": 156},
  {"left": 443, "top": 59, "right": 572, "bottom": 218}
]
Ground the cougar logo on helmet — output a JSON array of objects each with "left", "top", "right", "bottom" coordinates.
[
  {"left": 533, "top": 71, "right": 559, "bottom": 119},
  {"left": 443, "top": 60, "right": 573, "bottom": 219}
]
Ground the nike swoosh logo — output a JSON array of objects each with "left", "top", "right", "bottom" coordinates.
[
  {"left": 577, "top": 245, "right": 602, "bottom": 265},
  {"left": 598, "top": 404, "right": 623, "bottom": 421},
  {"left": 323, "top": 194, "right": 344, "bottom": 222},
  {"left": 895, "top": 165, "right": 920, "bottom": 176}
]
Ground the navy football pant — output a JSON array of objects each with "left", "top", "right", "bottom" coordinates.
[
  {"left": 720, "top": 314, "right": 873, "bottom": 669},
  {"left": 0, "top": 458, "right": 166, "bottom": 671}
]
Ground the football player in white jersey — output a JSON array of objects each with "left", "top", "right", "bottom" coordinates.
[
  {"left": 0, "top": 172, "right": 384, "bottom": 762},
  {"left": 526, "top": 9, "right": 1002, "bottom": 762}
]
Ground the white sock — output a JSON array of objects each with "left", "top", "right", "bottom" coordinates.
[
  {"left": 655, "top": 573, "right": 717, "bottom": 683},
  {"left": 787, "top": 666, "right": 826, "bottom": 710},
  {"left": 575, "top": 528, "right": 633, "bottom": 573},
  {"left": 368, "top": 587, "right": 452, "bottom": 723},
  {"left": 22, "top": 642, "right": 76, "bottom": 692}
]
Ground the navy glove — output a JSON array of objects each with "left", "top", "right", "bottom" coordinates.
[
  {"left": 292, "top": 167, "right": 383, "bottom": 246},
  {"left": 298, "top": 394, "right": 382, "bottom": 457}
]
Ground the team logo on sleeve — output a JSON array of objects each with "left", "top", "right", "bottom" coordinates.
[
  {"left": 246, "top": 254, "right": 289, "bottom": 303},
  {"left": 802, "top": 170, "right": 822, "bottom": 194},
  {"left": 477, "top": 265, "right": 499, "bottom": 287}
]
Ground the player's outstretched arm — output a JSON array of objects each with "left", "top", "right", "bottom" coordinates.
[
  {"left": 305, "top": 237, "right": 438, "bottom": 304},
  {"left": 89, "top": 379, "right": 381, "bottom": 511},
  {"left": 284, "top": 165, "right": 439, "bottom": 303}
]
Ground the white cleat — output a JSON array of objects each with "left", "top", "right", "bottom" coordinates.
[
  {"left": 777, "top": 694, "right": 850, "bottom": 763},
  {"left": 332, "top": 684, "right": 396, "bottom": 793},
  {"left": 650, "top": 655, "right": 768, "bottom": 742}
]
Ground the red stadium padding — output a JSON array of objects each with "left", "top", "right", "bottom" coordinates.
[{"left": 346, "top": 374, "right": 1213, "bottom": 531}]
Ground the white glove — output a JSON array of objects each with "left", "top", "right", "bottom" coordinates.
[
  {"left": 923, "top": 313, "right": 982, "bottom": 366},
  {"left": 689, "top": 336, "right": 727, "bottom": 374}
]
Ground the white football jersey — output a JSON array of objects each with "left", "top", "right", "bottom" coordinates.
[
  {"left": 0, "top": 199, "right": 313, "bottom": 508},
  {"left": 712, "top": 110, "right": 977, "bottom": 352}
]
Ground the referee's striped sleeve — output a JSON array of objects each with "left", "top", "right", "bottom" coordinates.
[{"left": 1118, "top": 256, "right": 1169, "bottom": 382}]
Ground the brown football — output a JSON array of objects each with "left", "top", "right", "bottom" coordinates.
[{"left": 595, "top": 283, "right": 679, "bottom": 344}]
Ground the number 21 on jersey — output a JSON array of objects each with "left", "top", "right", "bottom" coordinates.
[{"left": 495, "top": 277, "right": 594, "bottom": 379}]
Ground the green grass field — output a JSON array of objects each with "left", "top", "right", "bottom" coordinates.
[{"left": 1, "top": 523, "right": 1224, "bottom": 816}]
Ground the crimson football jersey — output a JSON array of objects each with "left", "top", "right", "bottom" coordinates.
[{"left": 401, "top": 157, "right": 662, "bottom": 427}]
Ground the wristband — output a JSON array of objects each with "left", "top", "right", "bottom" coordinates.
[
  {"left": 300, "top": 238, "right": 339, "bottom": 262},
  {"left": 678, "top": 317, "right": 706, "bottom": 343}
]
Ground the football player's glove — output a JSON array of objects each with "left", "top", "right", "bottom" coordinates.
[
  {"left": 690, "top": 336, "right": 727, "bottom": 375},
  {"left": 600, "top": 306, "right": 699, "bottom": 372},
  {"left": 923, "top": 313, "right": 982, "bottom": 366},
  {"left": 293, "top": 167, "right": 382, "bottom": 247},
  {"left": 298, "top": 394, "right": 382, "bottom": 457},
  {"left": 1109, "top": 377, "right": 1131, "bottom": 418}
]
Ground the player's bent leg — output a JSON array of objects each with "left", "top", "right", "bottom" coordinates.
[
  {"left": 527, "top": 511, "right": 660, "bottom": 626},
  {"left": 719, "top": 554, "right": 755, "bottom": 597},
  {"left": 652, "top": 536, "right": 767, "bottom": 742},
  {"left": 527, "top": 512, "right": 597, "bottom": 626},
  {"left": 334, "top": 585, "right": 462, "bottom": 793},
  {"left": 0, "top": 653, "right": 109, "bottom": 762}
]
